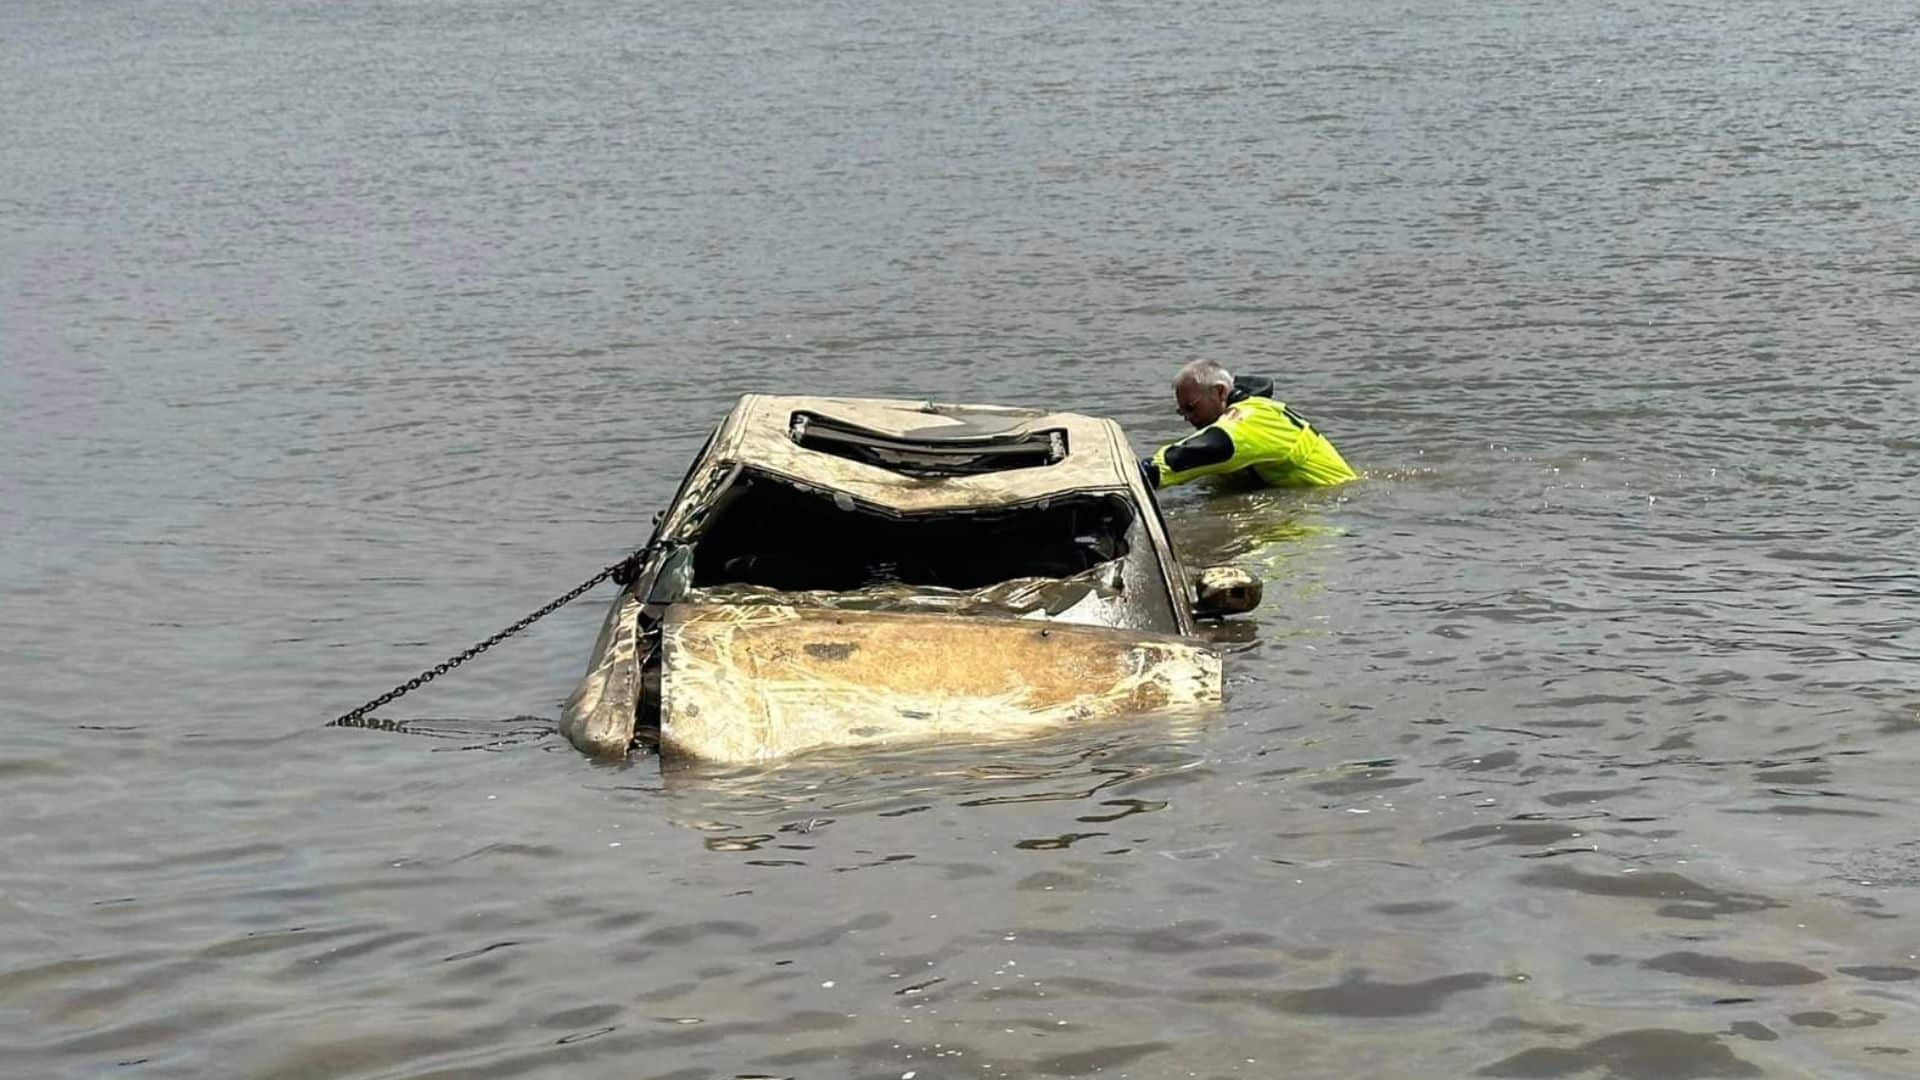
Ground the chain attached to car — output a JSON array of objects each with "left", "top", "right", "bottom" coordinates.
[{"left": 328, "top": 543, "right": 656, "bottom": 730}]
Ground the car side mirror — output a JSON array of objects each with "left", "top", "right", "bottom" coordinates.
[{"left": 1193, "top": 566, "right": 1262, "bottom": 619}]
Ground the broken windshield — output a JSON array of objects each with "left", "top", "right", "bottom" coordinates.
[{"left": 689, "top": 471, "right": 1134, "bottom": 593}]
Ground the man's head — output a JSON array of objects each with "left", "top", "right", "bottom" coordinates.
[{"left": 1173, "top": 359, "right": 1234, "bottom": 429}]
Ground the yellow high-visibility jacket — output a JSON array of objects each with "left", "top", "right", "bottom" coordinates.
[{"left": 1144, "top": 393, "right": 1355, "bottom": 489}]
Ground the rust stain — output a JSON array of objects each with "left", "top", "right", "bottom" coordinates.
[{"left": 659, "top": 603, "right": 1220, "bottom": 763}]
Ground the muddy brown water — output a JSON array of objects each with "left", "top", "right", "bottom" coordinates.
[{"left": 3, "top": 0, "right": 1918, "bottom": 1076}]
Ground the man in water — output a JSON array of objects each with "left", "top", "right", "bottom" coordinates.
[{"left": 1140, "top": 359, "right": 1356, "bottom": 489}]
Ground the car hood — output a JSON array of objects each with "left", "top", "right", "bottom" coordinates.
[{"left": 655, "top": 602, "right": 1220, "bottom": 763}]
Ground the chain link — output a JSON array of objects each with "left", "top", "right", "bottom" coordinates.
[{"left": 329, "top": 545, "right": 653, "bottom": 730}]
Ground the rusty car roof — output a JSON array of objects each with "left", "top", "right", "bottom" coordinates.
[{"left": 699, "top": 394, "right": 1146, "bottom": 515}]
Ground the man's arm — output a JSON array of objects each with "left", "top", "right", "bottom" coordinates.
[{"left": 1141, "top": 420, "right": 1246, "bottom": 489}]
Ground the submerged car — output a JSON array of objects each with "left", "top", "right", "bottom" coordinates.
[{"left": 561, "top": 394, "right": 1260, "bottom": 762}]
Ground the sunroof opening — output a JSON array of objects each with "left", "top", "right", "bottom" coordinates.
[{"left": 789, "top": 411, "right": 1067, "bottom": 477}]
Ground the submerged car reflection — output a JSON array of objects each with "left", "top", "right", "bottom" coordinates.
[{"left": 561, "top": 395, "right": 1259, "bottom": 762}]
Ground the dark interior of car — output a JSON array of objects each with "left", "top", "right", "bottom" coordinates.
[{"left": 689, "top": 473, "right": 1135, "bottom": 592}]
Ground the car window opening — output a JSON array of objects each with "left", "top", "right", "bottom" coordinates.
[
  {"left": 690, "top": 473, "right": 1133, "bottom": 592},
  {"left": 790, "top": 411, "right": 1067, "bottom": 477}
]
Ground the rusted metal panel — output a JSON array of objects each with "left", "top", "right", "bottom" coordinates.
[
  {"left": 689, "top": 396, "right": 1140, "bottom": 518},
  {"left": 658, "top": 603, "right": 1221, "bottom": 763},
  {"left": 558, "top": 589, "right": 643, "bottom": 758}
]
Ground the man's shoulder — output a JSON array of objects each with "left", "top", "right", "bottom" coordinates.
[
  {"left": 1223, "top": 396, "right": 1286, "bottom": 423},
  {"left": 1229, "top": 374, "right": 1276, "bottom": 402}
]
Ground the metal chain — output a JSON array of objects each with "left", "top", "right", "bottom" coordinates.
[{"left": 329, "top": 545, "right": 653, "bottom": 730}]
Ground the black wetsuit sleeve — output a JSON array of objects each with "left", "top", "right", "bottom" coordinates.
[{"left": 1161, "top": 426, "right": 1235, "bottom": 474}]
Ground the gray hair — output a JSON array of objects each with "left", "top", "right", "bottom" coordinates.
[{"left": 1175, "top": 359, "right": 1233, "bottom": 393}]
